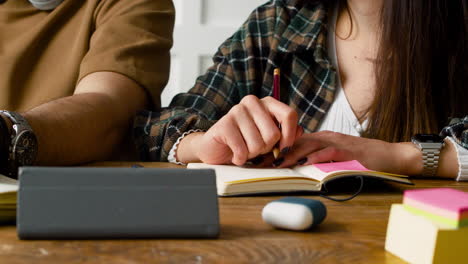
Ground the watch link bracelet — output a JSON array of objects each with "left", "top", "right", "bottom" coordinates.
[
  {"left": 411, "top": 134, "right": 445, "bottom": 177},
  {"left": 0, "top": 111, "right": 38, "bottom": 178}
]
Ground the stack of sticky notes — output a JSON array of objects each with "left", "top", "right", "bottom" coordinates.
[{"left": 385, "top": 188, "right": 468, "bottom": 264}]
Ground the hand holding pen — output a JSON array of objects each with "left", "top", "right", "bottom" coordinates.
[{"left": 175, "top": 68, "right": 303, "bottom": 166}]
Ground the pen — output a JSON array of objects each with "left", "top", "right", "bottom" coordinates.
[{"left": 273, "top": 68, "right": 281, "bottom": 159}]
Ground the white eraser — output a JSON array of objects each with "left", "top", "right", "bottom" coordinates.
[{"left": 262, "top": 197, "right": 326, "bottom": 231}]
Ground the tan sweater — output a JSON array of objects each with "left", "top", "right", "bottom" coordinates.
[{"left": 0, "top": 0, "right": 174, "bottom": 111}]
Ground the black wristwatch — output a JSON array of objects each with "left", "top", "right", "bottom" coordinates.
[
  {"left": 411, "top": 134, "right": 445, "bottom": 177},
  {"left": 0, "top": 111, "right": 38, "bottom": 178}
]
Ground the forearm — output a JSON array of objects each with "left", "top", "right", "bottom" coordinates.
[
  {"left": 23, "top": 72, "right": 147, "bottom": 165},
  {"left": 24, "top": 93, "right": 129, "bottom": 165},
  {"left": 399, "top": 139, "right": 458, "bottom": 178}
]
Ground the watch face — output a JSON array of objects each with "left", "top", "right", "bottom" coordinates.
[
  {"left": 412, "top": 134, "right": 444, "bottom": 143},
  {"left": 12, "top": 130, "right": 38, "bottom": 166}
]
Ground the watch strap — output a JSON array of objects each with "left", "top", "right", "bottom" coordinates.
[
  {"left": 0, "top": 111, "right": 29, "bottom": 134},
  {"left": 421, "top": 148, "right": 440, "bottom": 177},
  {"left": 412, "top": 134, "right": 444, "bottom": 177},
  {"left": 0, "top": 116, "right": 10, "bottom": 173}
]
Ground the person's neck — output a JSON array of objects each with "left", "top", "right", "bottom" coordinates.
[{"left": 336, "top": 0, "right": 383, "bottom": 41}]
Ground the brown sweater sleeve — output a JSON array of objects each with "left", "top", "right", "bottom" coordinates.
[{"left": 78, "top": 0, "right": 174, "bottom": 108}]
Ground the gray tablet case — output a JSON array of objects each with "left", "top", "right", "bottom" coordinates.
[{"left": 17, "top": 167, "right": 219, "bottom": 239}]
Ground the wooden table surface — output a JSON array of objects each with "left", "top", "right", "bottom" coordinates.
[{"left": 0, "top": 162, "right": 466, "bottom": 264}]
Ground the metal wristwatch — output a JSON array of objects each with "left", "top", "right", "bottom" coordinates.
[
  {"left": 0, "top": 111, "right": 38, "bottom": 177},
  {"left": 411, "top": 134, "right": 445, "bottom": 177}
]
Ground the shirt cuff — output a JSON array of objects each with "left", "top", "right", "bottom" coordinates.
[
  {"left": 168, "top": 129, "right": 204, "bottom": 165},
  {"left": 446, "top": 137, "right": 468, "bottom": 181}
]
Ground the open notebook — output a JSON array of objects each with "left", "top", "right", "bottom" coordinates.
[
  {"left": 188, "top": 160, "right": 413, "bottom": 196},
  {"left": 0, "top": 174, "right": 18, "bottom": 222}
]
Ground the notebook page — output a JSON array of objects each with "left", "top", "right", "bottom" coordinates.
[
  {"left": 292, "top": 160, "right": 370, "bottom": 182},
  {"left": 313, "top": 160, "right": 369, "bottom": 173},
  {"left": 187, "top": 163, "right": 307, "bottom": 183},
  {"left": 0, "top": 174, "right": 18, "bottom": 193},
  {"left": 293, "top": 165, "right": 329, "bottom": 182}
]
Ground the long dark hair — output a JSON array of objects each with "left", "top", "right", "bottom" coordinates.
[{"left": 332, "top": 0, "right": 468, "bottom": 142}]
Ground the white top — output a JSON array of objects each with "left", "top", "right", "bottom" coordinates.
[{"left": 316, "top": 84, "right": 367, "bottom": 136}]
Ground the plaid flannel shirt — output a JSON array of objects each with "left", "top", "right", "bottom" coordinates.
[
  {"left": 441, "top": 116, "right": 468, "bottom": 149},
  {"left": 134, "top": 0, "right": 338, "bottom": 161}
]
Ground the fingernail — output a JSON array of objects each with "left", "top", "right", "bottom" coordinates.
[
  {"left": 272, "top": 157, "right": 284, "bottom": 167},
  {"left": 280, "top": 147, "right": 291, "bottom": 155},
  {"left": 249, "top": 156, "right": 264, "bottom": 165},
  {"left": 297, "top": 157, "right": 308, "bottom": 165}
]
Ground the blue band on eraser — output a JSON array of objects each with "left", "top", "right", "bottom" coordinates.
[{"left": 276, "top": 197, "right": 327, "bottom": 227}]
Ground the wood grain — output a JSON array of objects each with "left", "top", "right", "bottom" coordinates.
[{"left": 0, "top": 162, "right": 466, "bottom": 263}]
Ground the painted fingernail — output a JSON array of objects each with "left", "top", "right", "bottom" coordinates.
[
  {"left": 249, "top": 156, "right": 264, "bottom": 165},
  {"left": 297, "top": 157, "right": 308, "bottom": 165},
  {"left": 280, "top": 147, "right": 291, "bottom": 155},
  {"left": 272, "top": 157, "right": 284, "bottom": 167}
]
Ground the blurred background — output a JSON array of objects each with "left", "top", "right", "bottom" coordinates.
[{"left": 161, "top": 0, "right": 266, "bottom": 106}]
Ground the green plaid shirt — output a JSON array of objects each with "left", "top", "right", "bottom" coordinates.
[{"left": 134, "top": 0, "right": 338, "bottom": 161}]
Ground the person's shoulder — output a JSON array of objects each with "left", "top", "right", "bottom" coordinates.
[
  {"left": 246, "top": 0, "right": 327, "bottom": 27},
  {"left": 256, "top": 0, "right": 326, "bottom": 15},
  {"left": 94, "top": 0, "right": 174, "bottom": 16},
  {"left": 92, "top": 0, "right": 174, "bottom": 25},
  {"left": 251, "top": 0, "right": 303, "bottom": 16},
  {"left": 227, "top": 0, "right": 328, "bottom": 45},
  {"left": 95, "top": 0, "right": 172, "bottom": 7}
]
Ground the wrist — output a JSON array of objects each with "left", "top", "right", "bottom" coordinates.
[
  {"left": 176, "top": 131, "right": 205, "bottom": 164},
  {"left": 396, "top": 142, "right": 423, "bottom": 176},
  {"left": 437, "top": 138, "right": 458, "bottom": 179},
  {"left": 0, "top": 111, "right": 38, "bottom": 178}
]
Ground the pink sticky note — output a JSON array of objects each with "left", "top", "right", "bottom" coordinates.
[
  {"left": 404, "top": 188, "right": 468, "bottom": 219},
  {"left": 314, "top": 160, "right": 369, "bottom": 173}
]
